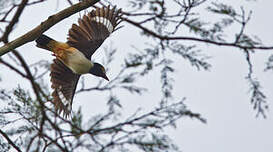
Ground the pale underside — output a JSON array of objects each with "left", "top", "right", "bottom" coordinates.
[{"left": 61, "top": 47, "right": 93, "bottom": 74}]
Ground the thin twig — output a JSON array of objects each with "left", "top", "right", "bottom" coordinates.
[
  {"left": 1, "top": 0, "right": 29, "bottom": 43},
  {"left": 122, "top": 17, "right": 273, "bottom": 50},
  {"left": 0, "top": 58, "right": 27, "bottom": 78},
  {"left": 0, "top": 129, "right": 22, "bottom": 152}
]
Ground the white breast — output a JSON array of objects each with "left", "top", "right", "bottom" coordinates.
[{"left": 65, "top": 48, "right": 93, "bottom": 74}]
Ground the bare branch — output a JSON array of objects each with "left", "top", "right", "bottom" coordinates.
[
  {"left": 1, "top": 0, "right": 29, "bottom": 43},
  {"left": 0, "top": 5, "right": 16, "bottom": 22},
  {"left": 0, "top": 58, "right": 27, "bottom": 78},
  {"left": 122, "top": 17, "right": 273, "bottom": 51},
  {"left": 0, "top": 0, "right": 100, "bottom": 57},
  {"left": 0, "top": 129, "right": 22, "bottom": 152},
  {"left": 66, "top": 0, "right": 73, "bottom": 5}
]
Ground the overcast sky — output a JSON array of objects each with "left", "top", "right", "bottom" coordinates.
[{"left": 1, "top": 0, "right": 273, "bottom": 152}]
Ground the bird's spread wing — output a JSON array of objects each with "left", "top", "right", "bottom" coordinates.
[
  {"left": 50, "top": 59, "right": 80, "bottom": 117},
  {"left": 67, "top": 5, "right": 122, "bottom": 59}
]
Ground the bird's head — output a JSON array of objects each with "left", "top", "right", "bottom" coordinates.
[{"left": 89, "top": 63, "right": 109, "bottom": 81}]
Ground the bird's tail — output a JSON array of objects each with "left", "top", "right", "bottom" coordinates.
[
  {"left": 36, "top": 34, "right": 62, "bottom": 51},
  {"left": 36, "top": 34, "right": 54, "bottom": 51}
]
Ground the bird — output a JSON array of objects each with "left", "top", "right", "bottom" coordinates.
[{"left": 35, "top": 6, "right": 122, "bottom": 117}]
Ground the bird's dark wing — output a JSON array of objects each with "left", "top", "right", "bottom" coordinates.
[
  {"left": 50, "top": 59, "right": 80, "bottom": 117},
  {"left": 67, "top": 5, "right": 122, "bottom": 59}
]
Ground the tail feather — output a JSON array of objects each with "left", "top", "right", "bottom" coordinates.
[{"left": 35, "top": 34, "right": 56, "bottom": 51}]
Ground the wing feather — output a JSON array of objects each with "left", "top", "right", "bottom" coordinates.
[
  {"left": 67, "top": 5, "right": 122, "bottom": 59},
  {"left": 50, "top": 59, "right": 80, "bottom": 117},
  {"left": 47, "top": 6, "right": 122, "bottom": 117}
]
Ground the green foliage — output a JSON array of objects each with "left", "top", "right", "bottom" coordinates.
[
  {"left": 207, "top": 2, "right": 237, "bottom": 17},
  {"left": 70, "top": 108, "right": 83, "bottom": 138},
  {"left": 265, "top": 55, "right": 273, "bottom": 71},
  {"left": 129, "top": 133, "right": 179, "bottom": 152},
  {"left": 248, "top": 79, "right": 267, "bottom": 117}
]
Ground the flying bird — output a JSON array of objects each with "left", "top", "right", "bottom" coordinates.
[{"left": 35, "top": 6, "right": 122, "bottom": 117}]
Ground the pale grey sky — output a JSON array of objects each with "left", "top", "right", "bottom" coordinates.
[{"left": 1, "top": 0, "right": 273, "bottom": 152}]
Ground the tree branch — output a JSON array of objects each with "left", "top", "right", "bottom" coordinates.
[
  {"left": 0, "top": 0, "right": 99, "bottom": 57},
  {"left": 1, "top": 0, "right": 29, "bottom": 43},
  {"left": 0, "top": 58, "right": 27, "bottom": 78},
  {"left": 0, "top": 129, "right": 22, "bottom": 152},
  {"left": 122, "top": 17, "right": 273, "bottom": 50}
]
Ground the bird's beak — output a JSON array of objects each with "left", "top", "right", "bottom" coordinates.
[{"left": 102, "top": 74, "right": 109, "bottom": 81}]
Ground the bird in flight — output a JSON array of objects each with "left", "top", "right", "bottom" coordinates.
[{"left": 35, "top": 6, "right": 122, "bottom": 117}]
